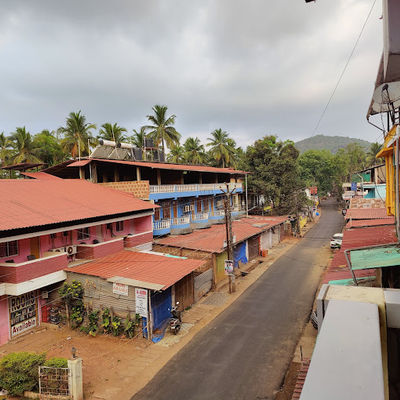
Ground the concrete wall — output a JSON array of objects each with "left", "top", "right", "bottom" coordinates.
[{"left": 0, "top": 296, "right": 10, "bottom": 345}]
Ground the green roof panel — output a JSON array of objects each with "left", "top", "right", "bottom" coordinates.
[{"left": 350, "top": 245, "right": 400, "bottom": 270}]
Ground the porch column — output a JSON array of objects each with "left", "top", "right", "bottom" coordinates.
[
  {"left": 136, "top": 167, "right": 141, "bottom": 181},
  {"left": 79, "top": 167, "right": 85, "bottom": 180},
  {"left": 90, "top": 163, "right": 98, "bottom": 183},
  {"left": 180, "top": 173, "right": 184, "bottom": 184},
  {"left": 157, "top": 169, "right": 161, "bottom": 185},
  {"left": 199, "top": 173, "right": 203, "bottom": 184},
  {"left": 114, "top": 166, "right": 120, "bottom": 182}
]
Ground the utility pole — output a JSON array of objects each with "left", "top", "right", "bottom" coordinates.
[{"left": 221, "top": 183, "right": 236, "bottom": 293}]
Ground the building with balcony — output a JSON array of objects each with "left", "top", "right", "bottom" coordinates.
[
  {"left": 42, "top": 154, "right": 248, "bottom": 237},
  {"left": 0, "top": 179, "right": 155, "bottom": 344}
]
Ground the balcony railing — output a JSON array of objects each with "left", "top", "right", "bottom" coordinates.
[
  {"left": 213, "top": 210, "right": 225, "bottom": 216},
  {"left": 172, "top": 216, "right": 191, "bottom": 225},
  {"left": 149, "top": 182, "right": 242, "bottom": 194},
  {"left": 153, "top": 220, "right": 171, "bottom": 230},
  {"left": 192, "top": 212, "right": 209, "bottom": 221}
]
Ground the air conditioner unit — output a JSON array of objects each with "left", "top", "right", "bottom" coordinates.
[
  {"left": 41, "top": 291, "right": 49, "bottom": 299},
  {"left": 49, "top": 247, "right": 65, "bottom": 253},
  {"left": 65, "top": 245, "right": 77, "bottom": 256}
]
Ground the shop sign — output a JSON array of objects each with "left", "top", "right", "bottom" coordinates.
[
  {"left": 224, "top": 259, "right": 234, "bottom": 275},
  {"left": 113, "top": 282, "right": 129, "bottom": 296},
  {"left": 9, "top": 292, "right": 37, "bottom": 337},
  {"left": 135, "top": 288, "right": 148, "bottom": 317}
]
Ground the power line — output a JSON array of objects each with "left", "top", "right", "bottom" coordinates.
[{"left": 312, "top": 0, "right": 377, "bottom": 136}]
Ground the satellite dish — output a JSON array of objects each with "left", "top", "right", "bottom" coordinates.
[{"left": 371, "top": 81, "right": 400, "bottom": 113}]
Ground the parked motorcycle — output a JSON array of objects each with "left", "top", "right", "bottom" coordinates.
[{"left": 169, "top": 302, "right": 182, "bottom": 335}]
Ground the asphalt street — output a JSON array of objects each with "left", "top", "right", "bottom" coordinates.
[{"left": 132, "top": 199, "right": 344, "bottom": 400}]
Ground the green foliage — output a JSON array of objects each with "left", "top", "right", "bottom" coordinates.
[
  {"left": 87, "top": 310, "right": 100, "bottom": 337},
  {"left": 32, "top": 130, "right": 65, "bottom": 166},
  {"left": 124, "top": 314, "right": 140, "bottom": 339},
  {"left": 183, "top": 137, "right": 206, "bottom": 164},
  {"left": 0, "top": 352, "right": 46, "bottom": 396},
  {"left": 44, "top": 357, "right": 68, "bottom": 368},
  {"left": 207, "top": 128, "right": 237, "bottom": 168},
  {"left": 59, "top": 281, "right": 85, "bottom": 328},
  {"left": 70, "top": 305, "right": 85, "bottom": 328},
  {"left": 111, "top": 316, "right": 123, "bottom": 336},
  {"left": 102, "top": 308, "right": 112, "bottom": 334},
  {"left": 98, "top": 123, "right": 127, "bottom": 144}
]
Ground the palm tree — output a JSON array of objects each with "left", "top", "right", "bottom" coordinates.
[
  {"left": 59, "top": 111, "right": 96, "bottom": 158},
  {"left": 144, "top": 105, "right": 181, "bottom": 153},
  {"left": 167, "top": 143, "right": 185, "bottom": 163},
  {"left": 130, "top": 127, "right": 148, "bottom": 160},
  {"left": 98, "top": 123, "right": 127, "bottom": 144},
  {"left": 0, "top": 132, "right": 12, "bottom": 166},
  {"left": 183, "top": 137, "right": 206, "bottom": 164},
  {"left": 207, "top": 129, "right": 236, "bottom": 168},
  {"left": 367, "top": 142, "right": 383, "bottom": 166},
  {"left": 10, "top": 127, "right": 42, "bottom": 164}
]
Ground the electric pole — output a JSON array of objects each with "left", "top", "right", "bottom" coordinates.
[{"left": 221, "top": 183, "right": 236, "bottom": 293}]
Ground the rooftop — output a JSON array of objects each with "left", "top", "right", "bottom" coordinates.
[
  {"left": 68, "top": 250, "right": 205, "bottom": 290},
  {"left": 156, "top": 215, "right": 288, "bottom": 253},
  {"left": 345, "top": 208, "right": 390, "bottom": 220},
  {"left": 346, "top": 218, "right": 395, "bottom": 229},
  {"left": 0, "top": 179, "right": 155, "bottom": 232}
]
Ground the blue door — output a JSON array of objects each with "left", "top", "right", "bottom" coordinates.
[{"left": 234, "top": 242, "right": 248, "bottom": 267}]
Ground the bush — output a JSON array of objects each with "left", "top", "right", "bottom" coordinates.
[
  {"left": 44, "top": 357, "right": 68, "bottom": 369},
  {"left": 0, "top": 352, "right": 46, "bottom": 396}
]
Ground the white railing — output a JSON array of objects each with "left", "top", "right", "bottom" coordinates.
[
  {"left": 153, "top": 220, "right": 171, "bottom": 230},
  {"left": 193, "top": 212, "right": 209, "bottom": 221},
  {"left": 171, "top": 216, "right": 191, "bottom": 225},
  {"left": 149, "top": 182, "right": 242, "bottom": 194},
  {"left": 213, "top": 210, "right": 225, "bottom": 217}
]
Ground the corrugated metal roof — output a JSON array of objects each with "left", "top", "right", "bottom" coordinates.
[
  {"left": 350, "top": 245, "right": 400, "bottom": 270},
  {"left": 67, "top": 159, "right": 92, "bottom": 167},
  {"left": 157, "top": 215, "right": 288, "bottom": 253},
  {"left": 86, "top": 158, "right": 248, "bottom": 175},
  {"left": 345, "top": 208, "right": 390, "bottom": 220},
  {"left": 0, "top": 179, "right": 155, "bottom": 232},
  {"left": 68, "top": 250, "right": 205, "bottom": 290},
  {"left": 20, "top": 172, "right": 63, "bottom": 180},
  {"left": 346, "top": 218, "right": 395, "bottom": 229}
]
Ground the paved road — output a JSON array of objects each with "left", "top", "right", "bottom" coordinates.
[{"left": 132, "top": 199, "right": 343, "bottom": 400}]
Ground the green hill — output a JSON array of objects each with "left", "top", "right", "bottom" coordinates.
[{"left": 295, "top": 135, "right": 372, "bottom": 154}]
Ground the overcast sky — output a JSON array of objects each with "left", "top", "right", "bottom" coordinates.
[{"left": 0, "top": 0, "right": 384, "bottom": 148}]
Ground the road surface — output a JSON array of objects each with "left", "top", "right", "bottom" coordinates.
[{"left": 132, "top": 199, "right": 343, "bottom": 400}]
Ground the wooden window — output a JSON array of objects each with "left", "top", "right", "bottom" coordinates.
[
  {"left": 115, "top": 221, "right": 124, "bottom": 232},
  {"left": 77, "top": 228, "right": 90, "bottom": 240},
  {"left": 196, "top": 199, "right": 202, "bottom": 212},
  {"left": 0, "top": 241, "right": 18, "bottom": 258},
  {"left": 163, "top": 203, "right": 171, "bottom": 219},
  {"left": 154, "top": 208, "right": 161, "bottom": 221}
]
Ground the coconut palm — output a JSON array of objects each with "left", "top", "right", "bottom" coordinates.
[
  {"left": 130, "top": 127, "right": 148, "bottom": 160},
  {"left": 98, "top": 123, "right": 127, "bottom": 144},
  {"left": 0, "top": 132, "right": 12, "bottom": 166},
  {"left": 367, "top": 142, "right": 383, "bottom": 166},
  {"left": 59, "top": 111, "right": 96, "bottom": 158},
  {"left": 10, "top": 127, "right": 42, "bottom": 164},
  {"left": 183, "top": 137, "right": 206, "bottom": 164},
  {"left": 207, "top": 129, "right": 236, "bottom": 168},
  {"left": 166, "top": 143, "right": 185, "bottom": 163},
  {"left": 145, "top": 105, "right": 181, "bottom": 153}
]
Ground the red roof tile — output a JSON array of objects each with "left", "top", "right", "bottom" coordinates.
[
  {"left": 69, "top": 250, "right": 205, "bottom": 289},
  {"left": 330, "top": 225, "right": 397, "bottom": 268},
  {"left": 20, "top": 172, "right": 63, "bottom": 180},
  {"left": 68, "top": 158, "right": 248, "bottom": 175},
  {"left": 157, "top": 216, "right": 288, "bottom": 253},
  {"left": 0, "top": 179, "right": 155, "bottom": 232},
  {"left": 346, "top": 218, "right": 395, "bottom": 229},
  {"left": 345, "top": 208, "right": 389, "bottom": 220}
]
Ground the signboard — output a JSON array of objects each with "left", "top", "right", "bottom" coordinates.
[
  {"left": 135, "top": 288, "right": 148, "bottom": 317},
  {"left": 113, "top": 282, "right": 129, "bottom": 296},
  {"left": 9, "top": 291, "right": 37, "bottom": 337},
  {"left": 351, "top": 182, "right": 357, "bottom": 191},
  {"left": 224, "top": 259, "right": 234, "bottom": 275}
]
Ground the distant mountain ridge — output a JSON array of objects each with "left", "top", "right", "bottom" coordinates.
[{"left": 295, "top": 134, "right": 372, "bottom": 154}]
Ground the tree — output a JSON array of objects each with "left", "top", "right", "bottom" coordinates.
[
  {"left": 367, "top": 142, "right": 383, "bottom": 166},
  {"left": 207, "top": 129, "right": 236, "bottom": 168},
  {"left": 245, "top": 136, "right": 305, "bottom": 214},
  {"left": 59, "top": 111, "right": 96, "bottom": 158},
  {"left": 32, "top": 130, "right": 65, "bottom": 166},
  {"left": 10, "top": 127, "right": 41, "bottom": 164},
  {"left": 145, "top": 105, "right": 181, "bottom": 153},
  {"left": 183, "top": 137, "right": 206, "bottom": 164},
  {"left": 0, "top": 132, "right": 12, "bottom": 166},
  {"left": 98, "top": 123, "right": 127, "bottom": 144},
  {"left": 130, "top": 127, "right": 148, "bottom": 160},
  {"left": 167, "top": 143, "right": 185, "bottom": 163}
]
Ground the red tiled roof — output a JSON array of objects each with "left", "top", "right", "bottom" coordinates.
[
  {"left": 330, "top": 225, "right": 397, "bottom": 269},
  {"left": 20, "top": 172, "right": 62, "bottom": 180},
  {"left": 346, "top": 217, "right": 395, "bottom": 229},
  {"left": 157, "top": 215, "right": 288, "bottom": 253},
  {"left": 69, "top": 250, "right": 205, "bottom": 290},
  {"left": 0, "top": 179, "right": 155, "bottom": 232},
  {"left": 68, "top": 158, "right": 248, "bottom": 175},
  {"left": 345, "top": 208, "right": 389, "bottom": 220}
]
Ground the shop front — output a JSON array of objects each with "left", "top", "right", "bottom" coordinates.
[{"left": 9, "top": 291, "right": 38, "bottom": 339}]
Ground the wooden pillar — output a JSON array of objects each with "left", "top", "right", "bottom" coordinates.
[
  {"left": 136, "top": 167, "right": 141, "bottom": 181},
  {"left": 79, "top": 167, "right": 85, "bottom": 180},
  {"left": 91, "top": 163, "right": 98, "bottom": 183},
  {"left": 180, "top": 172, "right": 184, "bottom": 184},
  {"left": 199, "top": 173, "right": 203, "bottom": 184},
  {"left": 157, "top": 169, "right": 161, "bottom": 185},
  {"left": 114, "top": 166, "right": 119, "bottom": 182}
]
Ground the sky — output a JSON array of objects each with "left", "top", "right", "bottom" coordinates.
[{"left": 0, "top": 0, "right": 385, "bottom": 149}]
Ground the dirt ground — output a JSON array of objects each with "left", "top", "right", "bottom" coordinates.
[{"left": 0, "top": 233, "right": 312, "bottom": 400}]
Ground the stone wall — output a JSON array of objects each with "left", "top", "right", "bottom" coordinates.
[{"left": 99, "top": 180, "right": 150, "bottom": 199}]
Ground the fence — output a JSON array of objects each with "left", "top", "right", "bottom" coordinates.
[{"left": 39, "top": 366, "right": 70, "bottom": 398}]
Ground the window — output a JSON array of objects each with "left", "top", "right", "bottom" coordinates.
[
  {"left": 77, "top": 228, "right": 90, "bottom": 240},
  {"left": 115, "top": 221, "right": 124, "bottom": 232},
  {"left": 0, "top": 241, "right": 18, "bottom": 258},
  {"left": 163, "top": 203, "right": 171, "bottom": 219},
  {"left": 154, "top": 208, "right": 160, "bottom": 221}
]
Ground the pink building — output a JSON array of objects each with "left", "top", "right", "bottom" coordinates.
[{"left": 0, "top": 178, "right": 155, "bottom": 345}]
